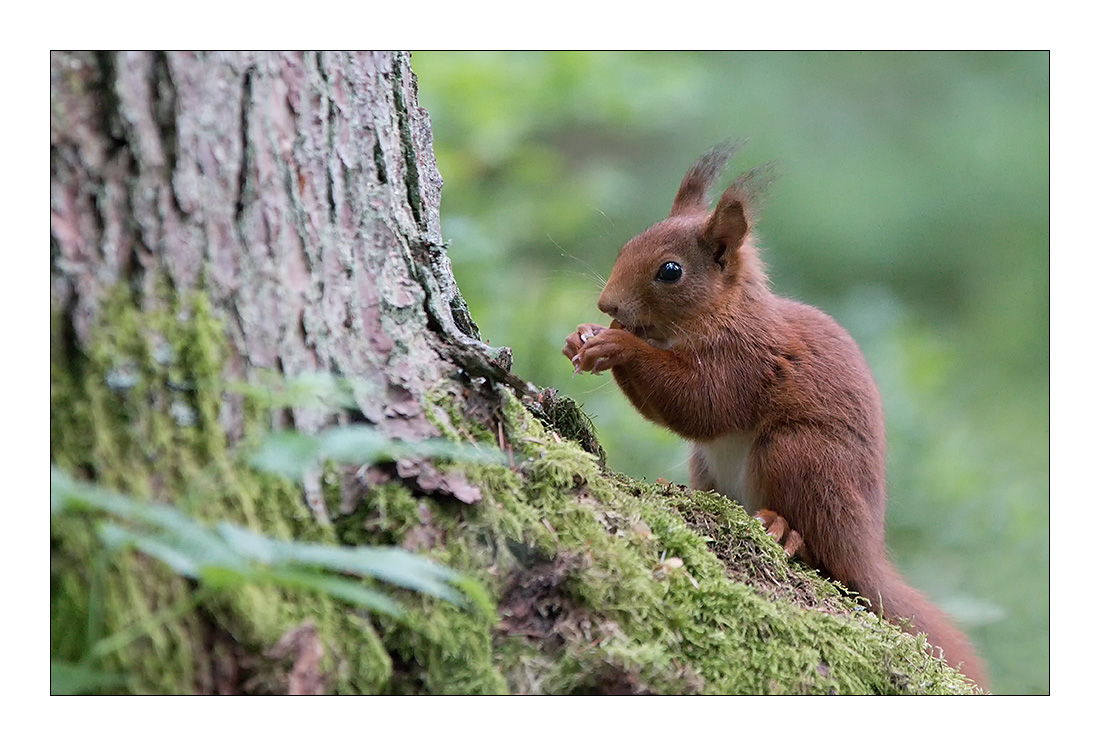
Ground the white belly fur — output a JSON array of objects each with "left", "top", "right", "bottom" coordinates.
[{"left": 697, "top": 431, "right": 763, "bottom": 514}]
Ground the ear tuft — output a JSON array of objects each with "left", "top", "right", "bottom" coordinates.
[
  {"left": 669, "top": 140, "right": 743, "bottom": 216},
  {"left": 705, "top": 183, "right": 751, "bottom": 266},
  {"left": 702, "top": 164, "right": 774, "bottom": 265}
]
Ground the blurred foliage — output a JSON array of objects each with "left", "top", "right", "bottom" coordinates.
[{"left": 413, "top": 51, "right": 1048, "bottom": 694}]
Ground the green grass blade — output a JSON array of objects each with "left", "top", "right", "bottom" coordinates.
[
  {"left": 257, "top": 567, "right": 406, "bottom": 618},
  {"left": 216, "top": 523, "right": 464, "bottom": 604},
  {"left": 96, "top": 523, "right": 203, "bottom": 578},
  {"left": 50, "top": 661, "right": 126, "bottom": 695}
]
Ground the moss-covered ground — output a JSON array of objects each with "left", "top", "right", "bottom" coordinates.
[{"left": 50, "top": 290, "right": 981, "bottom": 694}]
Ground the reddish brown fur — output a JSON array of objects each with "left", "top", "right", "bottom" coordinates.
[{"left": 563, "top": 145, "right": 989, "bottom": 690}]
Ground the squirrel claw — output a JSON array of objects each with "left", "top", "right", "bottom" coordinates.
[{"left": 754, "top": 509, "right": 804, "bottom": 559}]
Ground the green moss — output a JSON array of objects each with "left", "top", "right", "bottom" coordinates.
[
  {"left": 424, "top": 385, "right": 498, "bottom": 446},
  {"left": 51, "top": 285, "right": 980, "bottom": 694},
  {"left": 50, "top": 287, "right": 394, "bottom": 693},
  {"left": 339, "top": 388, "right": 978, "bottom": 694},
  {"left": 51, "top": 289, "right": 233, "bottom": 693}
]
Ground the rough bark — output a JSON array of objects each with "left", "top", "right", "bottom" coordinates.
[
  {"left": 51, "top": 50, "right": 512, "bottom": 443},
  {"left": 50, "top": 51, "right": 981, "bottom": 695}
]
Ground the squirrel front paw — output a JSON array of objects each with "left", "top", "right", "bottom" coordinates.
[
  {"left": 566, "top": 325, "right": 638, "bottom": 374},
  {"left": 755, "top": 509, "right": 805, "bottom": 560},
  {"left": 563, "top": 323, "right": 608, "bottom": 367}
]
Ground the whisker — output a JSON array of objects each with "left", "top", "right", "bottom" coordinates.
[
  {"left": 588, "top": 205, "right": 616, "bottom": 235},
  {"left": 582, "top": 377, "right": 617, "bottom": 394},
  {"left": 547, "top": 232, "right": 607, "bottom": 287},
  {"left": 551, "top": 268, "right": 608, "bottom": 287},
  {"left": 666, "top": 320, "right": 706, "bottom": 350}
]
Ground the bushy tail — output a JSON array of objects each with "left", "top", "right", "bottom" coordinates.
[{"left": 863, "top": 564, "right": 989, "bottom": 690}]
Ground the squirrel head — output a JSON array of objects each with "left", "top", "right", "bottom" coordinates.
[{"left": 597, "top": 144, "right": 767, "bottom": 347}]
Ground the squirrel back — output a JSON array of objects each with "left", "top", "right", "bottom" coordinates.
[{"left": 564, "top": 143, "right": 989, "bottom": 690}]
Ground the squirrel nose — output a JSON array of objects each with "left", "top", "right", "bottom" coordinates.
[{"left": 598, "top": 296, "right": 618, "bottom": 318}]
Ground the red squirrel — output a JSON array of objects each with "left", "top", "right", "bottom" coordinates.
[{"left": 562, "top": 144, "right": 989, "bottom": 690}]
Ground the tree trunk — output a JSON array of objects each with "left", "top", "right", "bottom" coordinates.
[
  {"left": 50, "top": 51, "right": 980, "bottom": 695},
  {"left": 51, "top": 50, "right": 514, "bottom": 443}
]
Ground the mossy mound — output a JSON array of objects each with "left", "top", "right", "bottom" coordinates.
[{"left": 50, "top": 291, "right": 980, "bottom": 694}]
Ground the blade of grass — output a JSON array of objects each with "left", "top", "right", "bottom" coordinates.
[
  {"left": 51, "top": 661, "right": 127, "bottom": 695},
  {"left": 254, "top": 567, "right": 406, "bottom": 618},
  {"left": 216, "top": 523, "right": 465, "bottom": 605}
]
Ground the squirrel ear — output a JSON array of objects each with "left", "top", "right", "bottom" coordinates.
[
  {"left": 704, "top": 185, "right": 750, "bottom": 266},
  {"left": 670, "top": 143, "right": 739, "bottom": 216}
]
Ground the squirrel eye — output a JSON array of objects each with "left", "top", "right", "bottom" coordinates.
[{"left": 655, "top": 261, "right": 683, "bottom": 283}]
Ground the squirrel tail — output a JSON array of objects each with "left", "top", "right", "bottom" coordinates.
[{"left": 864, "top": 564, "right": 990, "bottom": 691}]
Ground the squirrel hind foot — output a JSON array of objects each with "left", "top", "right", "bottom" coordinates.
[{"left": 754, "top": 509, "right": 805, "bottom": 559}]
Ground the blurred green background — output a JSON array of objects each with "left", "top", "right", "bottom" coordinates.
[{"left": 412, "top": 51, "right": 1049, "bottom": 694}]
